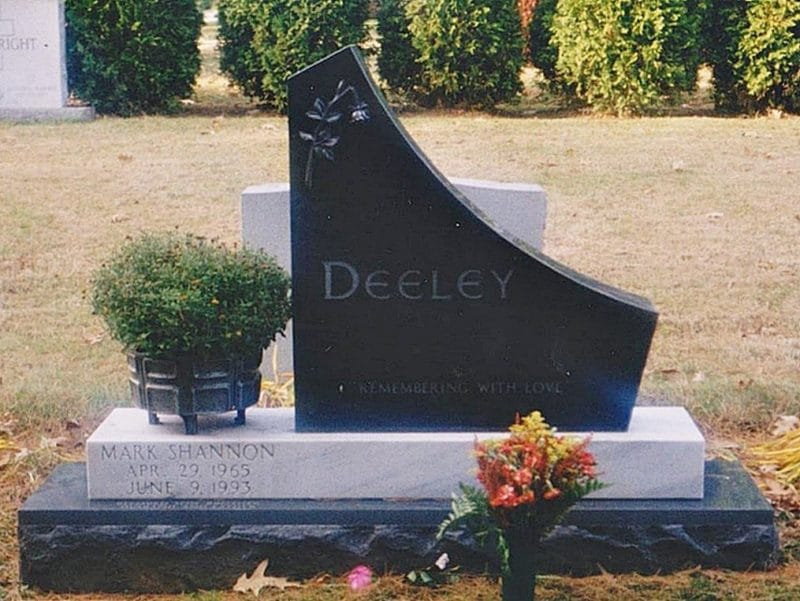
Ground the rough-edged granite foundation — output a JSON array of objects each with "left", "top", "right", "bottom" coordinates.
[{"left": 19, "top": 460, "right": 778, "bottom": 593}]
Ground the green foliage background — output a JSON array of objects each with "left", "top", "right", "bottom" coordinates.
[
  {"left": 406, "top": 0, "right": 525, "bottom": 107},
  {"left": 528, "top": 0, "right": 559, "bottom": 84},
  {"left": 218, "top": 0, "right": 369, "bottom": 112},
  {"left": 378, "top": 0, "right": 524, "bottom": 108},
  {"left": 701, "top": 0, "right": 749, "bottom": 111},
  {"left": 377, "top": 0, "right": 421, "bottom": 95},
  {"left": 66, "top": 0, "right": 202, "bottom": 115},
  {"left": 736, "top": 0, "right": 800, "bottom": 112},
  {"left": 551, "top": 0, "right": 702, "bottom": 115}
]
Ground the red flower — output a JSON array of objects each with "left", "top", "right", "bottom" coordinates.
[{"left": 543, "top": 488, "right": 562, "bottom": 501}]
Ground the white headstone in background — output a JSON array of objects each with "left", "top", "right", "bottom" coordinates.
[{"left": 0, "top": 0, "right": 93, "bottom": 121}]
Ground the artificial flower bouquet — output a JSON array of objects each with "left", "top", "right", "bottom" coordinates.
[{"left": 438, "top": 411, "right": 602, "bottom": 600}]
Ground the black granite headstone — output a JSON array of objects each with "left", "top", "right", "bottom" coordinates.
[{"left": 289, "top": 47, "right": 658, "bottom": 432}]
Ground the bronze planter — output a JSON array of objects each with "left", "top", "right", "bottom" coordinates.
[{"left": 127, "top": 352, "right": 261, "bottom": 434}]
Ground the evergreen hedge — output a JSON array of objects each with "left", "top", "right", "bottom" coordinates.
[
  {"left": 66, "top": 0, "right": 202, "bottom": 115},
  {"left": 378, "top": 0, "right": 524, "bottom": 108},
  {"left": 701, "top": 0, "right": 749, "bottom": 111},
  {"left": 702, "top": 0, "right": 799, "bottom": 113},
  {"left": 528, "top": 0, "right": 558, "bottom": 84},
  {"left": 377, "top": 0, "right": 421, "bottom": 95},
  {"left": 551, "top": 0, "right": 702, "bottom": 115},
  {"left": 736, "top": 0, "right": 800, "bottom": 112},
  {"left": 218, "top": 0, "right": 369, "bottom": 112}
]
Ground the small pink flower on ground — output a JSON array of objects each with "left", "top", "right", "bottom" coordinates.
[{"left": 346, "top": 565, "right": 373, "bottom": 591}]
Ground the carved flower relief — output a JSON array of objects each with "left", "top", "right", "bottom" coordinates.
[{"left": 300, "top": 80, "right": 371, "bottom": 189}]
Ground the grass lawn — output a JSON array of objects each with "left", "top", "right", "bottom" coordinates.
[{"left": 1, "top": 16, "right": 800, "bottom": 601}]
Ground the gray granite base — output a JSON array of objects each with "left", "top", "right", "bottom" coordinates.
[
  {"left": 0, "top": 107, "right": 95, "bottom": 122},
  {"left": 19, "top": 460, "right": 778, "bottom": 593}
]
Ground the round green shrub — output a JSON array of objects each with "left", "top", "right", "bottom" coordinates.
[
  {"left": 377, "top": 0, "right": 421, "bottom": 95},
  {"left": 552, "top": 0, "right": 702, "bottom": 115},
  {"left": 403, "top": 0, "right": 525, "bottom": 108},
  {"left": 65, "top": 0, "right": 202, "bottom": 115},
  {"left": 736, "top": 0, "right": 800, "bottom": 112},
  {"left": 218, "top": 0, "right": 369, "bottom": 112},
  {"left": 92, "top": 233, "right": 291, "bottom": 360}
]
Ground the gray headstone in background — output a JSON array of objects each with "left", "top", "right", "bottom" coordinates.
[
  {"left": 241, "top": 179, "right": 547, "bottom": 379},
  {"left": 0, "top": 0, "right": 93, "bottom": 121}
]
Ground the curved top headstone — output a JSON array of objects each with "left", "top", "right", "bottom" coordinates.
[{"left": 289, "top": 47, "right": 657, "bottom": 432}]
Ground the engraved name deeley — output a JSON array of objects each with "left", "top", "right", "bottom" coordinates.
[{"left": 322, "top": 261, "right": 514, "bottom": 301}]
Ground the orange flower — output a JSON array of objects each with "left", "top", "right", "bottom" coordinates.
[
  {"left": 490, "top": 484, "right": 518, "bottom": 508},
  {"left": 513, "top": 468, "right": 533, "bottom": 487}
]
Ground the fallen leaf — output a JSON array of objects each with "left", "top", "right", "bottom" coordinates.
[
  {"left": 83, "top": 332, "right": 105, "bottom": 345},
  {"left": 40, "top": 436, "right": 67, "bottom": 449},
  {"left": 759, "top": 473, "right": 794, "bottom": 499},
  {"left": 233, "top": 559, "right": 300, "bottom": 596},
  {"left": 772, "top": 415, "right": 800, "bottom": 437},
  {"left": 707, "top": 438, "right": 741, "bottom": 452},
  {"left": 713, "top": 448, "right": 739, "bottom": 462}
]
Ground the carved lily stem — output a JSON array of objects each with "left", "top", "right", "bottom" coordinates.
[{"left": 304, "top": 145, "right": 315, "bottom": 189}]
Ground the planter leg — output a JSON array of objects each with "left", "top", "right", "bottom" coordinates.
[
  {"left": 148, "top": 411, "right": 160, "bottom": 425},
  {"left": 182, "top": 414, "right": 198, "bottom": 435},
  {"left": 234, "top": 409, "right": 246, "bottom": 426}
]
